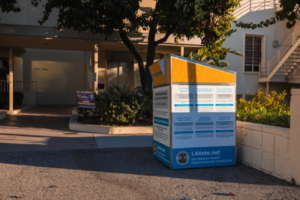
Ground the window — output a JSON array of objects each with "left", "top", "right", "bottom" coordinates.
[{"left": 245, "top": 36, "right": 262, "bottom": 72}]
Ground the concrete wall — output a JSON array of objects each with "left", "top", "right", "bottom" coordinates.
[
  {"left": 237, "top": 87, "right": 300, "bottom": 186},
  {"left": 289, "top": 89, "right": 300, "bottom": 185},
  {"left": 23, "top": 49, "right": 90, "bottom": 105},
  {"left": 236, "top": 121, "right": 292, "bottom": 182}
]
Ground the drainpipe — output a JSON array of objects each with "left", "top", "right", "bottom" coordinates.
[{"left": 9, "top": 47, "right": 14, "bottom": 114}]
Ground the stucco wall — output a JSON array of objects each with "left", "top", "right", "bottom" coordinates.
[{"left": 224, "top": 1, "right": 293, "bottom": 96}]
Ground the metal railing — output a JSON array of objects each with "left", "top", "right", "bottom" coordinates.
[
  {"left": 0, "top": 80, "right": 37, "bottom": 92},
  {"left": 259, "top": 22, "right": 300, "bottom": 79},
  {"left": 0, "top": 80, "right": 8, "bottom": 91},
  {"left": 234, "top": 0, "right": 280, "bottom": 19}
]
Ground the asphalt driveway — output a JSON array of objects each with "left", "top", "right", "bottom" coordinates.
[
  {"left": 0, "top": 106, "right": 299, "bottom": 199},
  {"left": 0, "top": 147, "right": 299, "bottom": 200}
]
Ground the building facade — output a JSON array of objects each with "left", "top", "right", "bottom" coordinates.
[{"left": 0, "top": 0, "right": 298, "bottom": 108}]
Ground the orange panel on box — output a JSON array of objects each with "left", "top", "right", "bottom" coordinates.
[
  {"left": 153, "top": 74, "right": 166, "bottom": 85},
  {"left": 149, "top": 62, "right": 162, "bottom": 75},
  {"left": 171, "top": 58, "right": 235, "bottom": 83}
]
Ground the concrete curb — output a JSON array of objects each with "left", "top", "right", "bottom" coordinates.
[
  {"left": 6, "top": 105, "right": 34, "bottom": 115},
  {"left": 69, "top": 114, "right": 153, "bottom": 134}
]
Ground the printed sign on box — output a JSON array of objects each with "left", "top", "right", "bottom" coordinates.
[{"left": 76, "top": 91, "right": 96, "bottom": 109}]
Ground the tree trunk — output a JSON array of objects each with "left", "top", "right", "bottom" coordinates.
[
  {"left": 119, "top": 30, "right": 146, "bottom": 89},
  {"left": 144, "top": 26, "right": 157, "bottom": 90}
]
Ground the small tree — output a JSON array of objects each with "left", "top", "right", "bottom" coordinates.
[{"left": 188, "top": 29, "right": 244, "bottom": 67}]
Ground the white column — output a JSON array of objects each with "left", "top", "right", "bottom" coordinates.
[
  {"left": 180, "top": 46, "right": 184, "bottom": 57},
  {"left": 9, "top": 47, "right": 14, "bottom": 113},
  {"left": 93, "top": 45, "right": 98, "bottom": 94},
  {"left": 289, "top": 89, "right": 300, "bottom": 185}
]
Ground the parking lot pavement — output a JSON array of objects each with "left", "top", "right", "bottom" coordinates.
[
  {"left": 94, "top": 134, "right": 153, "bottom": 148},
  {"left": 0, "top": 147, "right": 299, "bottom": 200}
]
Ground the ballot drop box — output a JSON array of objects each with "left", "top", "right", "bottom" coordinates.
[{"left": 149, "top": 54, "right": 237, "bottom": 169}]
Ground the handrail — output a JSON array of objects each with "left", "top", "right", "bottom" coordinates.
[
  {"left": 234, "top": 0, "right": 280, "bottom": 19},
  {"left": 0, "top": 80, "right": 37, "bottom": 92},
  {"left": 259, "top": 22, "right": 300, "bottom": 79}
]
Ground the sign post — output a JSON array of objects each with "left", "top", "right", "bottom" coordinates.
[{"left": 150, "top": 54, "right": 237, "bottom": 169}]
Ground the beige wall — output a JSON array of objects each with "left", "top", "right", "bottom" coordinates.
[
  {"left": 236, "top": 88, "right": 300, "bottom": 186},
  {"left": 290, "top": 89, "right": 300, "bottom": 185},
  {"left": 236, "top": 121, "right": 292, "bottom": 182},
  {"left": 24, "top": 49, "right": 90, "bottom": 105}
]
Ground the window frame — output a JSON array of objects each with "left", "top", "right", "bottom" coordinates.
[{"left": 243, "top": 34, "right": 265, "bottom": 74}]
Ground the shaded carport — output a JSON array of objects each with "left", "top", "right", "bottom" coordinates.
[{"left": 0, "top": 23, "right": 202, "bottom": 113}]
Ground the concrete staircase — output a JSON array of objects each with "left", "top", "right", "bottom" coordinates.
[{"left": 259, "top": 23, "right": 300, "bottom": 83}]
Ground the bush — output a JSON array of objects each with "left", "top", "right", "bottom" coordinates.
[
  {"left": 78, "top": 84, "right": 153, "bottom": 126},
  {"left": 0, "top": 91, "right": 24, "bottom": 109},
  {"left": 236, "top": 89, "right": 290, "bottom": 128}
]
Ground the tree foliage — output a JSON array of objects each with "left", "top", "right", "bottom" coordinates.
[
  {"left": 187, "top": 29, "right": 244, "bottom": 67},
  {"left": 0, "top": 0, "right": 21, "bottom": 20},
  {"left": 1, "top": 0, "right": 242, "bottom": 90},
  {"left": 234, "top": 0, "right": 300, "bottom": 29}
]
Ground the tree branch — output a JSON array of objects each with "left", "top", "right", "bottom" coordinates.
[
  {"left": 154, "top": 26, "right": 176, "bottom": 46},
  {"left": 119, "top": 30, "right": 144, "bottom": 65},
  {"left": 119, "top": 30, "right": 146, "bottom": 88}
]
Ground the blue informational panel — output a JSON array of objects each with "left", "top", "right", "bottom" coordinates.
[
  {"left": 153, "top": 86, "right": 171, "bottom": 167},
  {"left": 171, "top": 85, "right": 236, "bottom": 169},
  {"left": 152, "top": 84, "right": 236, "bottom": 169}
]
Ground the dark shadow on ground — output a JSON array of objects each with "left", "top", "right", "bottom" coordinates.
[
  {"left": 0, "top": 105, "right": 82, "bottom": 132},
  {"left": 0, "top": 146, "right": 298, "bottom": 188}
]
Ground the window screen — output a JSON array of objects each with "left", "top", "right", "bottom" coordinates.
[{"left": 245, "top": 37, "right": 261, "bottom": 72}]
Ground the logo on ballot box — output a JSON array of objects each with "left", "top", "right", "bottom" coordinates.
[{"left": 177, "top": 151, "right": 189, "bottom": 165}]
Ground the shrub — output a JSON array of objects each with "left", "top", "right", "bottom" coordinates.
[
  {"left": 236, "top": 89, "right": 290, "bottom": 127},
  {"left": 0, "top": 91, "right": 24, "bottom": 108},
  {"left": 78, "top": 84, "right": 153, "bottom": 126}
]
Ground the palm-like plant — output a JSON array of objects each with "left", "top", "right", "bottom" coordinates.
[{"left": 188, "top": 29, "right": 244, "bottom": 67}]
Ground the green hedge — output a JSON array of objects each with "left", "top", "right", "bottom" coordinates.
[
  {"left": 0, "top": 91, "right": 24, "bottom": 108},
  {"left": 78, "top": 84, "right": 152, "bottom": 125},
  {"left": 236, "top": 89, "right": 290, "bottom": 128}
]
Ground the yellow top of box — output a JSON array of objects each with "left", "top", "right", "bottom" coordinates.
[{"left": 149, "top": 54, "right": 236, "bottom": 87}]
